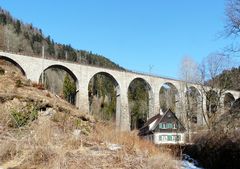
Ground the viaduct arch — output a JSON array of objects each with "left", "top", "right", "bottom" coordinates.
[
  {"left": 88, "top": 71, "right": 121, "bottom": 125},
  {"left": 0, "top": 55, "right": 26, "bottom": 75},
  {"left": 0, "top": 51, "right": 240, "bottom": 131},
  {"left": 40, "top": 64, "right": 79, "bottom": 105}
]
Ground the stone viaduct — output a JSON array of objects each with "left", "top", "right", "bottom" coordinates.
[{"left": 0, "top": 51, "right": 240, "bottom": 131}]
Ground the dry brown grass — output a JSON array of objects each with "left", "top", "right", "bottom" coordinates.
[
  {"left": 89, "top": 122, "right": 159, "bottom": 156},
  {"left": 0, "top": 140, "right": 17, "bottom": 162},
  {"left": 32, "top": 82, "right": 45, "bottom": 90},
  {"left": 88, "top": 122, "right": 180, "bottom": 169},
  {"left": 0, "top": 65, "right": 179, "bottom": 169},
  {"left": 148, "top": 153, "right": 179, "bottom": 169},
  {"left": 0, "top": 116, "right": 179, "bottom": 169}
]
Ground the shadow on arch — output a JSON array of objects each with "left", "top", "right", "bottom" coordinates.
[
  {"left": 0, "top": 55, "right": 26, "bottom": 76},
  {"left": 128, "top": 77, "right": 153, "bottom": 130},
  {"left": 88, "top": 71, "right": 120, "bottom": 123},
  {"left": 39, "top": 64, "right": 78, "bottom": 105}
]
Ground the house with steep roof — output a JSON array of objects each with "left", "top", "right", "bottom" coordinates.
[{"left": 138, "top": 109, "right": 186, "bottom": 144}]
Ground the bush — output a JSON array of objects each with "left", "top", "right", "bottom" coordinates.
[
  {"left": 74, "top": 118, "right": 82, "bottom": 129},
  {"left": 11, "top": 110, "right": 28, "bottom": 127},
  {"left": 46, "top": 93, "right": 51, "bottom": 97},
  {"left": 15, "top": 79, "right": 23, "bottom": 87},
  {"left": 0, "top": 67, "right": 5, "bottom": 75},
  {"left": 10, "top": 107, "right": 38, "bottom": 128},
  {"left": 51, "top": 111, "right": 70, "bottom": 128}
]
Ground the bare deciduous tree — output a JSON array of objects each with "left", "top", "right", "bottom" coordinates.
[
  {"left": 180, "top": 56, "right": 200, "bottom": 83},
  {"left": 179, "top": 55, "right": 232, "bottom": 130},
  {"left": 197, "top": 53, "right": 232, "bottom": 129},
  {"left": 224, "top": 0, "right": 240, "bottom": 54},
  {"left": 179, "top": 56, "right": 200, "bottom": 141},
  {"left": 225, "top": 0, "right": 240, "bottom": 37}
]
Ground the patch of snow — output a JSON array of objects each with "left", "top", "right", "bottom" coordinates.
[
  {"left": 181, "top": 160, "right": 203, "bottom": 169},
  {"left": 107, "top": 143, "right": 122, "bottom": 151},
  {"left": 72, "top": 129, "right": 81, "bottom": 139},
  {"left": 181, "top": 154, "right": 203, "bottom": 169}
]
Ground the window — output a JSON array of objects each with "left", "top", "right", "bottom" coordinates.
[
  {"left": 173, "top": 123, "right": 177, "bottom": 129},
  {"left": 159, "top": 123, "right": 166, "bottom": 129},
  {"left": 161, "top": 135, "right": 167, "bottom": 141},
  {"left": 166, "top": 123, "right": 173, "bottom": 129},
  {"left": 167, "top": 135, "right": 172, "bottom": 141},
  {"left": 173, "top": 135, "right": 181, "bottom": 141},
  {"left": 172, "top": 135, "right": 176, "bottom": 141},
  {"left": 162, "top": 123, "right": 166, "bottom": 129},
  {"left": 159, "top": 135, "right": 162, "bottom": 141},
  {"left": 176, "top": 135, "right": 181, "bottom": 141}
]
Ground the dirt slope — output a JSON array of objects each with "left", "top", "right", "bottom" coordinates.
[{"left": 0, "top": 63, "right": 178, "bottom": 169}]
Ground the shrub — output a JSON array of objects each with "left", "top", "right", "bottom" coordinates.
[
  {"left": 19, "top": 147, "right": 56, "bottom": 168},
  {"left": 74, "top": 118, "right": 82, "bottom": 129},
  {"left": 10, "top": 109, "right": 28, "bottom": 127},
  {"left": 31, "top": 147, "right": 52, "bottom": 165},
  {"left": 10, "top": 107, "right": 38, "bottom": 128},
  {"left": 0, "top": 67, "right": 5, "bottom": 75},
  {"left": 46, "top": 93, "right": 51, "bottom": 97},
  {"left": 15, "top": 79, "right": 23, "bottom": 87},
  {"left": 51, "top": 111, "right": 69, "bottom": 126}
]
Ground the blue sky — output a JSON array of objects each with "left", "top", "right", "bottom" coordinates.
[{"left": 1, "top": 0, "right": 238, "bottom": 79}]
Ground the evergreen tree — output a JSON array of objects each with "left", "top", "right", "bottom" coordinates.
[
  {"left": 63, "top": 75, "right": 76, "bottom": 104},
  {"left": 128, "top": 79, "right": 149, "bottom": 130},
  {"left": 0, "top": 13, "right": 6, "bottom": 25},
  {"left": 15, "top": 19, "right": 21, "bottom": 34}
]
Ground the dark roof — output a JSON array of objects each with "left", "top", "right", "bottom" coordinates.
[
  {"left": 139, "top": 113, "right": 163, "bottom": 130},
  {"left": 138, "top": 113, "right": 162, "bottom": 136}
]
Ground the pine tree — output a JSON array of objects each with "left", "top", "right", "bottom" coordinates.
[
  {"left": 0, "top": 13, "right": 6, "bottom": 25},
  {"left": 15, "top": 20, "right": 21, "bottom": 34},
  {"left": 63, "top": 75, "right": 76, "bottom": 104}
]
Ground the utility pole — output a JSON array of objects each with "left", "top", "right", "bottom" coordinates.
[
  {"left": 65, "top": 51, "right": 68, "bottom": 61},
  {"left": 7, "top": 37, "right": 9, "bottom": 51},
  {"left": 41, "top": 45, "right": 45, "bottom": 84}
]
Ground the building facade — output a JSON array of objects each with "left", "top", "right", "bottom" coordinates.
[{"left": 139, "top": 109, "right": 186, "bottom": 144}]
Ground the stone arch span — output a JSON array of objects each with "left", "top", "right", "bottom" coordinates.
[
  {"left": 0, "top": 55, "right": 26, "bottom": 75},
  {"left": 40, "top": 64, "right": 78, "bottom": 85},
  {"left": 186, "top": 86, "right": 203, "bottom": 125},
  {"left": 159, "top": 82, "right": 179, "bottom": 113},
  {"left": 128, "top": 77, "right": 153, "bottom": 130},
  {"left": 87, "top": 71, "right": 121, "bottom": 125},
  {"left": 224, "top": 92, "right": 235, "bottom": 109},
  {"left": 39, "top": 64, "right": 79, "bottom": 105},
  {"left": 206, "top": 90, "right": 219, "bottom": 114}
]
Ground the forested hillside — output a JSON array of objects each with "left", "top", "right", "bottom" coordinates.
[
  {"left": 0, "top": 8, "right": 124, "bottom": 70},
  {"left": 219, "top": 67, "right": 240, "bottom": 91},
  {"left": 209, "top": 66, "right": 240, "bottom": 91}
]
